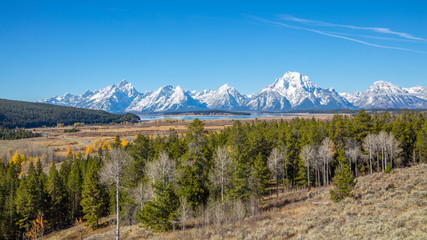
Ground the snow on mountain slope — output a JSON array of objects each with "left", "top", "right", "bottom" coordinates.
[
  {"left": 247, "top": 72, "right": 352, "bottom": 111},
  {"left": 339, "top": 91, "right": 362, "bottom": 105},
  {"left": 39, "top": 74, "right": 426, "bottom": 113},
  {"left": 192, "top": 84, "right": 248, "bottom": 110},
  {"left": 246, "top": 90, "right": 291, "bottom": 111},
  {"left": 404, "top": 86, "right": 427, "bottom": 100},
  {"left": 352, "top": 81, "right": 427, "bottom": 109},
  {"left": 126, "top": 85, "right": 207, "bottom": 112},
  {"left": 39, "top": 79, "right": 140, "bottom": 113}
]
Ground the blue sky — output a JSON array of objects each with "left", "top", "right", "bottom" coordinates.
[{"left": 1, "top": 0, "right": 426, "bottom": 101}]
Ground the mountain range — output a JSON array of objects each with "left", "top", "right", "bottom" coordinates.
[{"left": 39, "top": 72, "right": 427, "bottom": 113}]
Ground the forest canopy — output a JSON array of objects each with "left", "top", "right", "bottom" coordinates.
[{"left": 0, "top": 98, "right": 139, "bottom": 129}]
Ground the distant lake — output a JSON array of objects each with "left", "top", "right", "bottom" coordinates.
[{"left": 138, "top": 113, "right": 310, "bottom": 121}]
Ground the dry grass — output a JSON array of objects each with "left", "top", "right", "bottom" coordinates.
[{"left": 44, "top": 164, "right": 427, "bottom": 240}]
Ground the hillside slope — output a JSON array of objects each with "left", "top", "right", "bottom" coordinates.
[
  {"left": 45, "top": 164, "right": 426, "bottom": 240},
  {"left": 0, "top": 98, "right": 139, "bottom": 128}
]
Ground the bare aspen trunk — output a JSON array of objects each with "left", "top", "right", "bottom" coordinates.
[
  {"left": 382, "top": 147, "right": 385, "bottom": 172},
  {"left": 221, "top": 174, "right": 224, "bottom": 202},
  {"left": 377, "top": 153, "right": 380, "bottom": 172},
  {"left": 116, "top": 180, "right": 120, "bottom": 240},
  {"left": 355, "top": 157, "right": 358, "bottom": 178},
  {"left": 326, "top": 162, "right": 329, "bottom": 186},
  {"left": 323, "top": 160, "right": 326, "bottom": 186},
  {"left": 390, "top": 142, "right": 393, "bottom": 168},
  {"left": 307, "top": 164, "right": 310, "bottom": 190},
  {"left": 282, "top": 175, "right": 285, "bottom": 194},
  {"left": 369, "top": 147, "right": 372, "bottom": 174}
]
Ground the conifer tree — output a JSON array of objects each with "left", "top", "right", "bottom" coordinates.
[
  {"left": 47, "top": 163, "right": 67, "bottom": 229},
  {"left": 253, "top": 153, "right": 270, "bottom": 196},
  {"left": 330, "top": 151, "right": 356, "bottom": 202},
  {"left": 1, "top": 163, "right": 21, "bottom": 239},
  {"left": 81, "top": 162, "right": 107, "bottom": 228},
  {"left": 67, "top": 160, "right": 83, "bottom": 221},
  {"left": 138, "top": 151, "right": 178, "bottom": 231},
  {"left": 15, "top": 163, "right": 39, "bottom": 231},
  {"left": 137, "top": 181, "right": 178, "bottom": 231}
]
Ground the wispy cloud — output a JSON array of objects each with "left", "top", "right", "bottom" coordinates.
[
  {"left": 280, "top": 14, "right": 426, "bottom": 41},
  {"left": 248, "top": 15, "right": 427, "bottom": 54}
]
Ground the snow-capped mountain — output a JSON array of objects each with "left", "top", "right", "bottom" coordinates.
[
  {"left": 126, "top": 85, "right": 207, "bottom": 112},
  {"left": 40, "top": 79, "right": 140, "bottom": 112},
  {"left": 404, "top": 86, "right": 427, "bottom": 100},
  {"left": 247, "top": 72, "right": 352, "bottom": 111},
  {"left": 339, "top": 91, "right": 362, "bottom": 105},
  {"left": 192, "top": 84, "right": 248, "bottom": 110},
  {"left": 342, "top": 81, "right": 427, "bottom": 109},
  {"left": 39, "top": 72, "right": 426, "bottom": 113}
]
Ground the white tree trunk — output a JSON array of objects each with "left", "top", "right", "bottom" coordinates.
[{"left": 116, "top": 179, "right": 120, "bottom": 240}]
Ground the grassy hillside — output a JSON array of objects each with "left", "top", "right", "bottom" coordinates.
[
  {"left": 0, "top": 98, "right": 139, "bottom": 128},
  {"left": 45, "top": 164, "right": 427, "bottom": 240}
]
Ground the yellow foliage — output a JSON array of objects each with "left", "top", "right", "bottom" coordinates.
[
  {"left": 26, "top": 212, "right": 44, "bottom": 240},
  {"left": 121, "top": 141, "right": 129, "bottom": 147},
  {"left": 10, "top": 152, "right": 22, "bottom": 165},
  {"left": 75, "top": 218, "right": 83, "bottom": 225},
  {"left": 102, "top": 140, "right": 111, "bottom": 151},
  {"left": 67, "top": 148, "right": 72, "bottom": 155},
  {"left": 85, "top": 146, "right": 93, "bottom": 156},
  {"left": 93, "top": 139, "right": 101, "bottom": 150}
]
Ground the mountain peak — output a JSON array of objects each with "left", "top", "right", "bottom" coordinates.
[
  {"left": 367, "top": 81, "right": 404, "bottom": 95},
  {"left": 265, "top": 71, "right": 317, "bottom": 96},
  {"left": 39, "top": 72, "right": 426, "bottom": 113},
  {"left": 219, "top": 83, "right": 231, "bottom": 89},
  {"left": 282, "top": 71, "right": 302, "bottom": 79}
]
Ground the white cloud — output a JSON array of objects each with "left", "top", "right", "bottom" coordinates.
[
  {"left": 280, "top": 14, "right": 426, "bottom": 41},
  {"left": 248, "top": 15, "right": 426, "bottom": 54}
]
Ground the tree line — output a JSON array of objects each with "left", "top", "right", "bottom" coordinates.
[
  {"left": 0, "top": 109, "right": 426, "bottom": 239},
  {"left": 0, "top": 127, "right": 41, "bottom": 140}
]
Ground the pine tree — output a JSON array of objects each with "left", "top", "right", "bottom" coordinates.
[
  {"left": 81, "top": 162, "right": 107, "bottom": 228},
  {"left": 137, "top": 181, "right": 179, "bottom": 231},
  {"left": 253, "top": 153, "right": 270, "bottom": 196},
  {"left": 67, "top": 160, "right": 83, "bottom": 221},
  {"left": 47, "top": 163, "right": 67, "bottom": 229},
  {"left": 15, "top": 163, "right": 39, "bottom": 231},
  {"left": 1, "top": 162, "right": 21, "bottom": 239},
  {"left": 138, "top": 151, "right": 178, "bottom": 231},
  {"left": 178, "top": 152, "right": 209, "bottom": 208},
  {"left": 330, "top": 151, "right": 356, "bottom": 202},
  {"left": 415, "top": 121, "right": 427, "bottom": 163}
]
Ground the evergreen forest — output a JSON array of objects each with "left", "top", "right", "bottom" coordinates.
[{"left": 0, "top": 98, "right": 139, "bottom": 129}]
